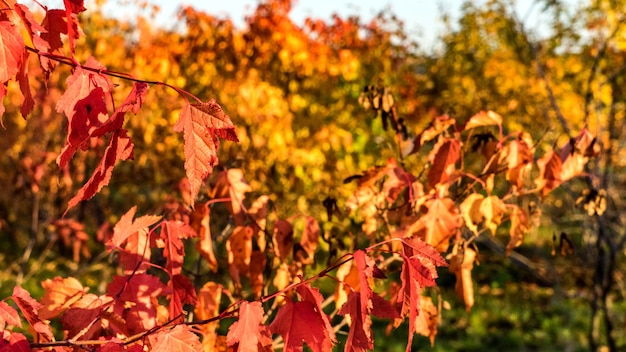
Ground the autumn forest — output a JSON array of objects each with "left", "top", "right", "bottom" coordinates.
[{"left": 0, "top": 0, "right": 625, "bottom": 351}]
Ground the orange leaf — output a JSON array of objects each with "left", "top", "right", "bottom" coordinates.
[
  {"left": 195, "top": 282, "right": 223, "bottom": 351},
  {"left": 427, "top": 138, "right": 461, "bottom": 189},
  {"left": 227, "top": 301, "right": 270, "bottom": 351},
  {"left": 211, "top": 169, "right": 251, "bottom": 225},
  {"left": 190, "top": 202, "right": 218, "bottom": 272},
  {"left": 536, "top": 151, "right": 562, "bottom": 196},
  {"left": 507, "top": 206, "right": 530, "bottom": 255},
  {"left": 450, "top": 248, "right": 476, "bottom": 312},
  {"left": 414, "top": 296, "right": 438, "bottom": 346},
  {"left": 150, "top": 325, "right": 202, "bottom": 352},
  {"left": 273, "top": 219, "right": 293, "bottom": 262},
  {"left": 38, "top": 277, "right": 86, "bottom": 320},
  {"left": 409, "top": 197, "right": 461, "bottom": 252},
  {"left": 174, "top": 100, "right": 238, "bottom": 207},
  {"left": 227, "top": 226, "right": 254, "bottom": 289}
]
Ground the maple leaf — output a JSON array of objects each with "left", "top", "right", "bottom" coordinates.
[
  {"left": 226, "top": 301, "right": 271, "bottom": 351},
  {"left": 339, "top": 291, "right": 372, "bottom": 352},
  {"left": 408, "top": 197, "right": 461, "bottom": 252},
  {"left": 427, "top": 138, "right": 461, "bottom": 189},
  {"left": 66, "top": 129, "right": 134, "bottom": 213},
  {"left": 60, "top": 293, "right": 110, "bottom": 340},
  {"left": 106, "top": 273, "right": 167, "bottom": 334},
  {"left": 110, "top": 206, "right": 161, "bottom": 248},
  {"left": 38, "top": 276, "right": 86, "bottom": 320},
  {"left": 190, "top": 202, "right": 218, "bottom": 272},
  {"left": 270, "top": 290, "right": 336, "bottom": 352},
  {"left": 449, "top": 248, "right": 476, "bottom": 312},
  {"left": 158, "top": 220, "right": 195, "bottom": 276},
  {"left": 337, "top": 250, "right": 398, "bottom": 352},
  {"left": 460, "top": 193, "right": 484, "bottom": 235},
  {"left": 0, "top": 21, "right": 24, "bottom": 84},
  {"left": 503, "top": 135, "right": 533, "bottom": 189},
  {"left": 40, "top": 9, "right": 80, "bottom": 72},
  {"left": 0, "top": 84, "right": 6, "bottom": 122},
  {"left": 507, "top": 205, "right": 530, "bottom": 255},
  {"left": 168, "top": 274, "right": 197, "bottom": 321},
  {"left": 211, "top": 169, "right": 251, "bottom": 225},
  {"left": 56, "top": 57, "right": 112, "bottom": 167},
  {"left": 0, "top": 301, "right": 21, "bottom": 330},
  {"left": 395, "top": 237, "right": 447, "bottom": 351},
  {"left": 560, "top": 129, "right": 599, "bottom": 181},
  {"left": 92, "top": 82, "right": 149, "bottom": 138},
  {"left": 195, "top": 282, "right": 223, "bottom": 351},
  {"left": 0, "top": 332, "right": 30, "bottom": 352},
  {"left": 463, "top": 110, "right": 502, "bottom": 130},
  {"left": 295, "top": 216, "right": 319, "bottom": 265},
  {"left": 12, "top": 286, "right": 53, "bottom": 342},
  {"left": 273, "top": 219, "right": 294, "bottom": 262},
  {"left": 174, "top": 100, "right": 238, "bottom": 206},
  {"left": 15, "top": 4, "right": 50, "bottom": 54},
  {"left": 149, "top": 325, "right": 202, "bottom": 352},
  {"left": 417, "top": 114, "right": 456, "bottom": 146},
  {"left": 479, "top": 195, "right": 506, "bottom": 235},
  {"left": 227, "top": 226, "right": 254, "bottom": 289},
  {"left": 17, "top": 48, "right": 34, "bottom": 119},
  {"left": 535, "top": 150, "right": 562, "bottom": 196},
  {"left": 414, "top": 296, "right": 438, "bottom": 346}
]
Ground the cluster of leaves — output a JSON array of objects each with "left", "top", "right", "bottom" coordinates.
[{"left": 0, "top": 0, "right": 603, "bottom": 351}]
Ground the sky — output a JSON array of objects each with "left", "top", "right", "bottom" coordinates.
[{"left": 30, "top": 0, "right": 569, "bottom": 51}]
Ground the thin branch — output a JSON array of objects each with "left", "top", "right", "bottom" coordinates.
[{"left": 24, "top": 45, "right": 203, "bottom": 104}]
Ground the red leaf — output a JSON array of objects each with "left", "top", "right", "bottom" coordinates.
[
  {"left": 150, "top": 325, "right": 202, "bottom": 352},
  {"left": 0, "top": 21, "right": 24, "bottom": 82},
  {"left": 0, "top": 332, "right": 30, "bottom": 352},
  {"left": 395, "top": 238, "right": 447, "bottom": 352},
  {"left": 66, "top": 129, "right": 134, "bottom": 213},
  {"left": 15, "top": 4, "right": 50, "bottom": 53},
  {"left": 158, "top": 220, "right": 195, "bottom": 276},
  {"left": 56, "top": 58, "right": 112, "bottom": 167},
  {"left": 92, "top": 82, "right": 149, "bottom": 138},
  {"left": 427, "top": 138, "right": 460, "bottom": 188},
  {"left": 226, "top": 301, "right": 267, "bottom": 351},
  {"left": 12, "top": 286, "right": 53, "bottom": 342},
  {"left": 16, "top": 48, "right": 34, "bottom": 119},
  {"left": 0, "top": 84, "right": 6, "bottom": 122},
  {"left": 337, "top": 251, "right": 397, "bottom": 352},
  {"left": 0, "top": 301, "right": 21, "bottom": 330},
  {"left": 174, "top": 100, "right": 238, "bottom": 206},
  {"left": 168, "top": 274, "right": 197, "bottom": 321},
  {"left": 106, "top": 274, "right": 167, "bottom": 334},
  {"left": 338, "top": 291, "right": 371, "bottom": 352},
  {"left": 60, "top": 293, "right": 109, "bottom": 340},
  {"left": 270, "top": 299, "right": 335, "bottom": 352},
  {"left": 41, "top": 9, "right": 80, "bottom": 72},
  {"left": 64, "top": 0, "right": 86, "bottom": 13}
]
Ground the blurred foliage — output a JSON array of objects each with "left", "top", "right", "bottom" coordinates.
[{"left": 1, "top": 0, "right": 626, "bottom": 350}]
